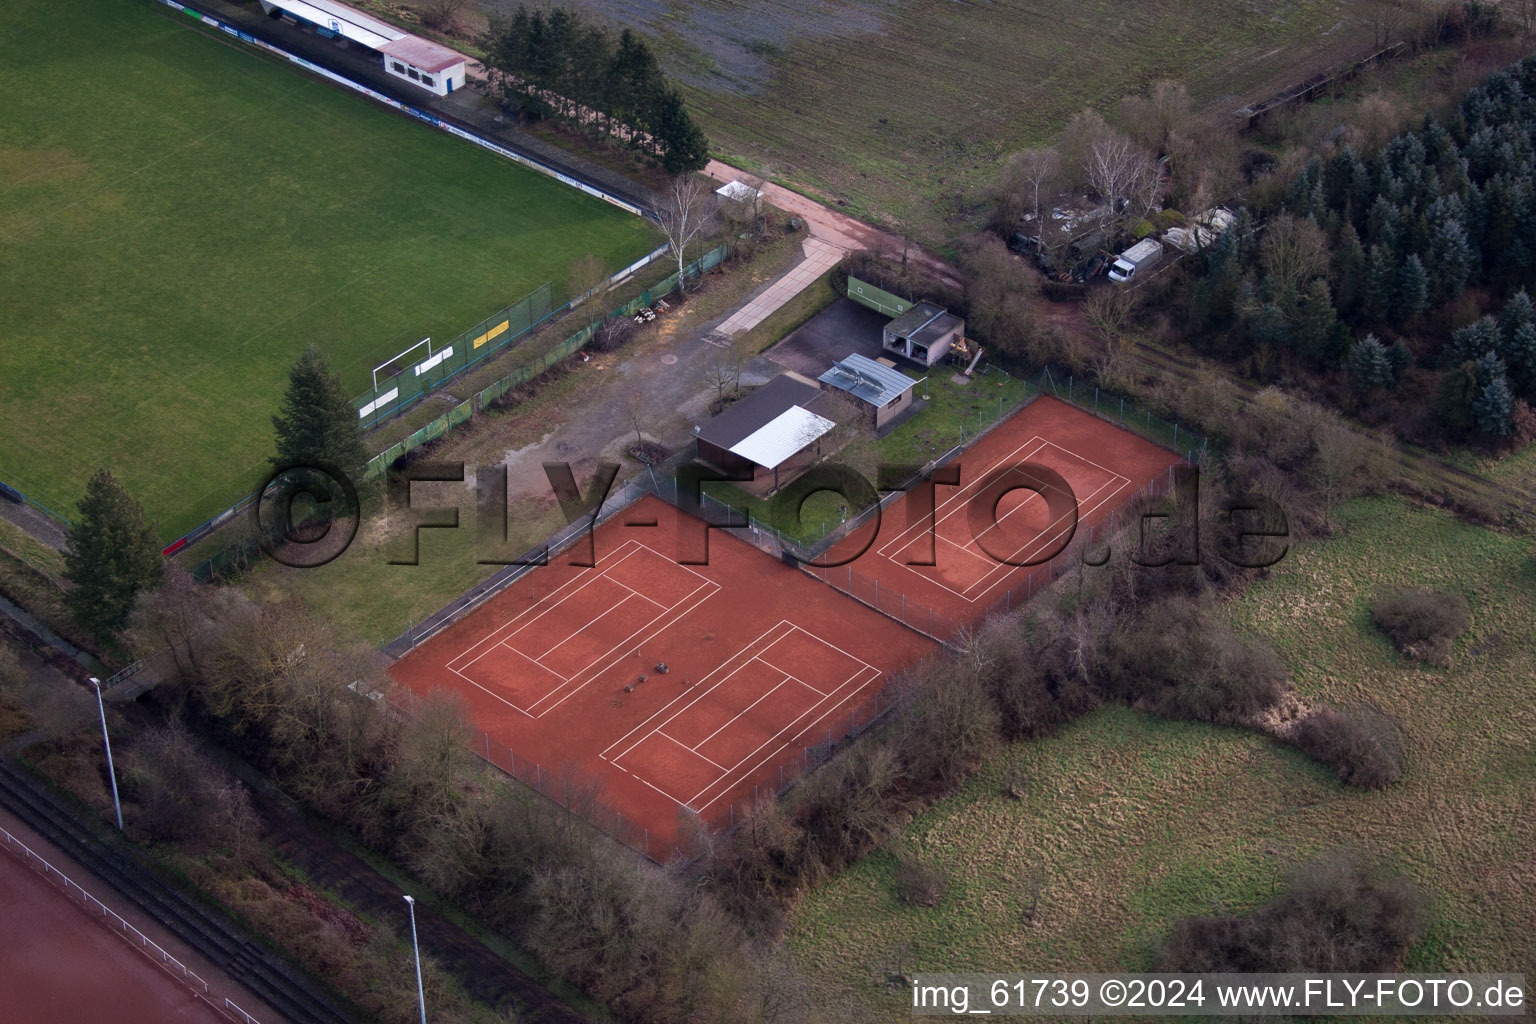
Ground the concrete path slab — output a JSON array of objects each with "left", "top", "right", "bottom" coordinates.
[{"left": 713, "top": 237, "right": 846, "bottom": 337}]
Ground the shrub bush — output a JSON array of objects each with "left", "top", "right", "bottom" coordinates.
[
  {"left": 1155, "top": 851, "right": 1423, "bottom": 972},
  {"left": 892, "top": 853, "right": 949, "bottom": 908},
  {"left": 1371, "top": 586, "right": 1469, "bottom": 665},
  {"left": 1103, "top": 598, "right": 1287, "bottom": 725},
  {"left": 588, "top": 315, "right": 637, "bottom": 354},
  {"left": 1290, "top": 707, "right": 1403, "bottom": 788}
]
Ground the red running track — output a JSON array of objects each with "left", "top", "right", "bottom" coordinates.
[{"left": 0, "top": 848, "right": 226, "bottom": 1024}]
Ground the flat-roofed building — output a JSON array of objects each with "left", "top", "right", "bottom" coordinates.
[
  {"left": 817, "top": 353, "right": 917, "bottom": 432},
  {"left": 259, "top": 0, "right": 469, "bottom": 96},
  {"left": 695, "top": 375, "right": 837, "bottom": 493}
]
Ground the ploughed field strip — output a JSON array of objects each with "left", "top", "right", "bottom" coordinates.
[
  {"left": 827, "top": 396, "right": 1183, "bottom": 627},
  {"left": 388, "top": 495, "right": 937, "bottom": 853}
]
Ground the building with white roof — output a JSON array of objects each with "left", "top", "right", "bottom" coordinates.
[
  {"left": 259, "top": 0, "right": 468, "bottom": 96},
  {"left": 695, "top": 374, "right": 838, "bottom": 492}
]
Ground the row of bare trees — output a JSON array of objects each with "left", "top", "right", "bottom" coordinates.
[
  {"left": 128, "top": 575, "right": 816, "bottom": 1023},
  {"left": 995, "top": 81, "right": 1246, "bottom": 252}
]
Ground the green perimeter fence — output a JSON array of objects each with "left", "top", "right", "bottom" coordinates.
[
  {"left": 186, "top": 242, "right": 728, "bottom": 579},
  {"left": 364, "top": 242, "right": 728, "bottom": 480},
  {"left": 353, "top": 282, "right": 555, "bottom": 431}
]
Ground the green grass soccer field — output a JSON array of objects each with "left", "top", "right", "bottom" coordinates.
[{"left": 0, "top": 0, "right": 659, "bottom": 540}]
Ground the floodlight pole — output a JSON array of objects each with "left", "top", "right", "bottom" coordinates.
[
  {"left": 404, "top": 895, "right": 427, "bottom": 1024},
  {"left": 89, "top": 677, "right": 123, "bottom": 831}
]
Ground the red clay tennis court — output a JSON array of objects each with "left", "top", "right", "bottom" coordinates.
[
  {"left": 388, "top": 494, "right": 937, "bottom": 856},
  {"left": 822, "top": 395, "right": 1183, "bottom": 632}
]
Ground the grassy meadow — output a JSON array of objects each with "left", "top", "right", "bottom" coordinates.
[
  {"left": 787, "top": 495, "right": 1536, "bottom": 1016},
  {"left": 0, "top": 0, "right": 657, "bottom": 540},
  {"left": 552, "top": 0, "right": 1393, "bottom": 233}
]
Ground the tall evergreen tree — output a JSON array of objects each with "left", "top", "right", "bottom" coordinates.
[
  {"left": 272, "top": 344, "right": 370, "bottom": 490},
  {"left": 1347, "top": 334, "right": 1394, "bottom": 394},
  {"left": 1297, "top": 278, "right": 1344, "bottom": 365},
  {"left": 1449, "top": 315, "right": 1502, "bottom": 365},
  {"left": 655, "top": 89, "right": 709, "bottom": 173},
  {"left": 1437, "top": 360, "right": 1480, "bottom": 435},
  {"left": 1364, "top": 244, "right": 1396, "bottom": 323},
  {"left": 1503, "top": 319, "right": 1536, "bottom": 399},
  {"left": 1474, "top": 369, "right": 1514, "bottom": 436},
  {"left": 1387, "top": 338, "right": 1414, "bottom": 384},
  {"left": 1428, "top": 218, "right": 1473, "bottom": 301},
  {"left": 1330, "top": 222, "right": 1368, "bottom": 317},
  {"left": 1392, "top": 254, "right": 1429, "bottom": 323},
  {"left": 63, "top": 469, "right": 162, "bottom": 645}
]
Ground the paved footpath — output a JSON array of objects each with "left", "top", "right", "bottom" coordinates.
[{"left": 712, "top": 236, "right": 845, "bottom": 337}]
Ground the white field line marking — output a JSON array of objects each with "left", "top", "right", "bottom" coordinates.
[
  {"left": 527, "top": 580, "right": 718, "bottom": 717},
  {"left": 601, "top": 621, "right": 798, "bottom": 762},
  {"left": 442, "top": 538, "right": 717, "bottom": 715},
  {"left": 871, "top": 439, "right": 1132, "bottom": 602},
  {"left": 445, "top": 541, "right": 648, "bottom": 670},
  {"left": 688, "top": 663, "right": 882, "bottom": 812},
  {"left": 956, "top": 471, "right": 1125, "bottom": 600},
  {"left": 673, "top": 669, "right": 799, "bottom": 751},
  {"left": 876, "top": 436, "right": 1051, "bottom": 560}
]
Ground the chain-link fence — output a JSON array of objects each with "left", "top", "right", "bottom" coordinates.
[{"left": 352, "top": 282, "right": 556, "bottom": 431}]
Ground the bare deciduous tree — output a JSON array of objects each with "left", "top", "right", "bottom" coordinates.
[
  {"left": 658, "top": 174, "right": 716, "bottom": 294},
  {"left": 997, "top": 147, "right": 1062, "bottom": 242},
  {"left": 1516, "top": 0, "right": 1536, "bottom": 38},
  {"left": 1083, "top": 284, "right": 1140, "bottom": 341},
  {"left": 702, "top": 344, "right": 740, "bottom": 409},
  {"left": 1259, "top": 213, "right": 1331, "bottom": 297},
  {"left": 569, "top": 252, "right": 611, "bottom": 339},
  {"left": 1085, "top": 128, "right": 1162, "bottom": 230},
  {"left": 1118, "top": 80, "right": 1193, "bottom": 154},
  {"left": 419, "top": 0, "right": 468, "bottom": 32}
]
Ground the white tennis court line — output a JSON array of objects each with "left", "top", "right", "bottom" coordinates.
[
  {"left": 445, "top": 542, "right": 651, "bottom": 670},
  {"left": 601, "top": 619, "right": 884, "bottom": 814},
  {"left": 530, "top": 576, "right": 719, "bottom": 718},
  {"left": 878, "top": 437, "right": 1128, "bottom": 565},
  {"left": 872, "top": 437, "right": 1132, "bottom": 602},
  {"left": 441, "top": 538, "right": 719, "bottom": 718},
  {"left": 663, "top": 731, "right": 726, "bottom": 772},
  {"left": 955, "top": 472, "right": 1125, "bottom": 600},
  {"left": 671, "top": 667, "right": 799, "bottom": 751},
  {"left": 687, "top": 663, "right": 879, "bottom": 813},
  {"left": 876, "top": 436, "right": 1051, "bottom": 560},
  {"left": 493, "top": 587, "right": 664, "bottom": 666},
  {"left": 880, "top": 473, "right": 1117, "bottom": 603},
  {"left": 601, "top": 620, "right": 800, "bottom": 763}
]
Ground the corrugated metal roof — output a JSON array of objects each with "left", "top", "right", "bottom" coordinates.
[
  {"left": 728, "top": 407, "right": 835, "bottom": 469},
  {"left": 818, "top": 353, "right": 915, "bottom": 406},
  {"left": 267, "top": 0, "right": 401, "bottom": 49}
]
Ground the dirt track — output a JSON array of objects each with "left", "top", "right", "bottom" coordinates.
[{"left": 705, "top": 159, "right": 964, "bottom": 289}]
